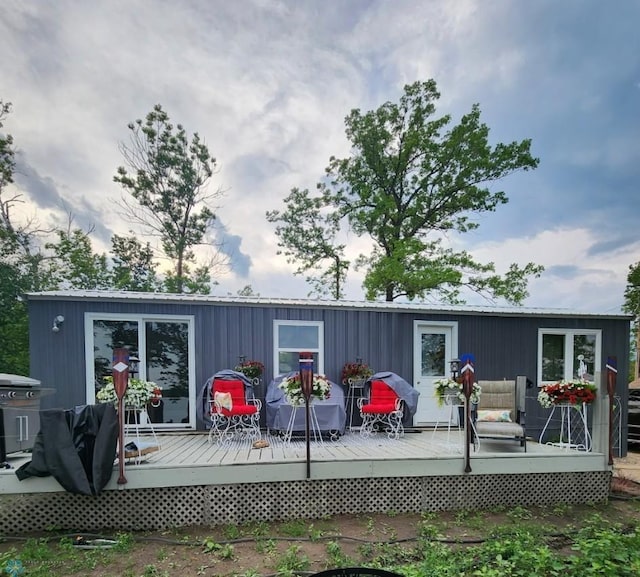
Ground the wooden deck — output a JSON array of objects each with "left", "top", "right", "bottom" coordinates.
[
  {"left": 0, "top": 428, "right": 609, "bottom": 495},
  {"left": 0, "top": 428, "right": 613, "bottom": 534}
]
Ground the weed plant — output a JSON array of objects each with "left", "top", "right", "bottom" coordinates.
[{"left": 2, "top": 504, "right": 640, "bottom": 576}]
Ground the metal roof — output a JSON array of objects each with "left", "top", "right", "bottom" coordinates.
[{"left": 24, "top": 290, "right": 631, "bottom": 320}]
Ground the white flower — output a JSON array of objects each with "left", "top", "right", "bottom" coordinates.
[
  {"left": 279, "top": 373, "right": 331, "bottom": 406},
  {"left": 96, "top": 377, "right": 161, "bottom": 408},
  {"left": 433, "top": 378, "right": 481, "bottom": 406}
]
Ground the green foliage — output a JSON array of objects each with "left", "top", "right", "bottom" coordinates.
[
  {"left": 248, "top": 520, "right": 270, "bottom": 538},
  {"left": 624, "top": 261, "right": 640, "bottom": 380},
  {"left": 266, "top": 187, "right": 349, "bottom": 299},
  {"left": 623, "top": 261, "right": 640, "bottom": 319},
  {"left": 0, "top": 549, "right": 19, "bottom": 576},
  {"left": 567, "top": 523, "right": 640, "bottom": 576},
  {"left": 0, "top": 267, "right": 29, "bottom": 373},
  {"left": 279, "top": 519, "right": 308, "bottom": 537},
  {"left": 114, "top": 104, "right": 222, "bottom": 294},
  {"left": 222, "top": 523, "right": 242, "bottom": 540},
  {"left": 46, "top": 228, "right": 111, "bottom": 289},
  {"left": 325, "top": 540, "right": 353, "bottom": 567},
  {"left": 111, "top": 234, "right": 161, "bottom": 291},
  {"left": 0, "top": 100, "right": 15, "bottom": 190},
  {"left": 274, "top": 545, "right": 311, "bottom": 575},
  {"left": 271, "top": 79, "right": 542, "bottom": 303},
  {"left": 255, "top": 538, "right": 276, "bottom": 555}
]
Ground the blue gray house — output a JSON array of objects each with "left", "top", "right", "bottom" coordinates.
[{"left": 26, "top": 290, "right": 632, "bottom": 446}]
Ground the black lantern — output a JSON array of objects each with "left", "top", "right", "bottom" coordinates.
[
  {"left": 129, "top": 354, "right": 140, "bottom": 377},
  {"left": 449, "top": 358, "right": 460, "bottom": 380}
]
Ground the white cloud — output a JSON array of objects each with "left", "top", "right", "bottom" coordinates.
[
  {"left": 467, "top": 228, "right": 632, "bottom": 312},
  {"left": 2, "top": 0, "right": 639, "bottom": 313}
]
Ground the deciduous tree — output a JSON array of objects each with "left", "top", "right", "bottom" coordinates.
[
  {"left": 114, "top": 104, "right": 224, "bottom": 294},
  {"left": 624, "top": 262, "right": 640, "bottom": 380},
  {"left": 46, "top": 226, "right": 111, "bottom": 290},
  {"left": 266, "top": 187, "right": 349, "bottom": 299},
  {"left": 271, "top": 80, "right": 543, "bottom": 303},
  {"left": 111, "top": 234, "right": 161, "bottom": 292}
]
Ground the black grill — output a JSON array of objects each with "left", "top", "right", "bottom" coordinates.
[{"left": 0, "top": 374, "right": 52, "bottom": 466}]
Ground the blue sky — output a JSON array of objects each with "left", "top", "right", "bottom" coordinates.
[{"left": 2, "top": 0, "right": 639, "bottom": 313}]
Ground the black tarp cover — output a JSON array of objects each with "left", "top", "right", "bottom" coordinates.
[{"left": 15, "top": 403, "right": 118, "bottom": 495}]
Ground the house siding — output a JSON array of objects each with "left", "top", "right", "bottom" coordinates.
[{"left": 27, "top": 293, "right": 631, "bottom": 444}]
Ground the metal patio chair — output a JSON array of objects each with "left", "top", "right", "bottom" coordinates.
[
  {"left": 358, "top": 379, "right": 404, "bottom": 440},
  {"left": 208, "top": 378, "right": 262, "bottom": 445}
]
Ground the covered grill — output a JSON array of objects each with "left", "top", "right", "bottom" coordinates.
[{"left": 0, "top": 373, "right": 52, "bottom": 466}]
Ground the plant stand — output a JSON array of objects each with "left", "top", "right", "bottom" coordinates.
[
  {"left": 345, "top": 378, "right": 367, "bottom": 431},
  {"left": 432, "top": 397, "right": 480, "bottom": 452},
  {"left": 283, "top": 402, "right": 324, "bottom": 446},
  {"left": 123, "top": 407, "right": 161, "bottom": 464},
  {"left": 432, "top": 396, "right": 464, "bottom": 451},
  {"left": 539, "top": 402, "right": 592, "bottom": 451}
]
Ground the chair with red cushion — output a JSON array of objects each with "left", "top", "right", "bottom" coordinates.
[
  {"left": 208, "top": 378, "right": 262, "bottom": 445},
  {"left": 358, "top": 380, "right": 404, "bottom": 439}
]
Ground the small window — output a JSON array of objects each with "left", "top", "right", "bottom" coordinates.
[
  {"left": 273, "top": 320, "right": 324, "bottom": 375},
  {"left": 539, "top": 329, "right": 601, "bottom": 385}
]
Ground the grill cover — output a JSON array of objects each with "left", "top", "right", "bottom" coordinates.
[{"left": 15, "top": 403, "right": 118, "bottom": 495}]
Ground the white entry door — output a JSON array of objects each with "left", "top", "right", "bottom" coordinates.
[{"left": 413, "top": 322, "right": 457, "bottom": 425}]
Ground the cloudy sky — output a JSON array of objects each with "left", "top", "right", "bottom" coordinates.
[{"left": 2, "top": 0, "right": 639, "bottom": 313}]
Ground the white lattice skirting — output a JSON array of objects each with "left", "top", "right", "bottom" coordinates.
[{"left": 1, "top": 471, "right": 610, "bottom": 535}]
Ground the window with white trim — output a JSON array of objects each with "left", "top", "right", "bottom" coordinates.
[
  {"left": 273, "top": 320, "right": 324, "bottom": 375},
  {"left": 538, "top": 329, "right": 601, "bottom": 385}
]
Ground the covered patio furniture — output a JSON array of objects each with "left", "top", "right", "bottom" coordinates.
[
  {"left": 207, "top": 372, "right": 261, "bottom": 445},
  {"left": 473, "top": 378, "right": 528, "bottom": 452},
  {"left": 266, "top": 373, "right": 346, "bottom": 439}
]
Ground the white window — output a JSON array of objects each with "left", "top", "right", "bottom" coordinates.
[
  {"left": 538, "top": 329, "right": 601, "bottom": 385},
  {"left": 273, "top": 320, "right": 324, "bottom": 376},
  {"left": 84, "top": 313, "right": 196, "bottom": 429}
]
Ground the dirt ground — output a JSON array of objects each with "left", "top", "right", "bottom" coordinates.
[
  {"left": 3, "top": 452, "right": 640, "bottom": 577},
  {"left": 613, "top": 449, "right": 640, "bottom": 490},
  {"left": 7, "top": 499, "right": 640, "bottom": 577}
]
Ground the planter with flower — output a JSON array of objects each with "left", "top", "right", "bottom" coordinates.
[
  {"left": 97, "top": 376, "right": 162, "bottom": 410},
  {"left": 340, "top": 362, "right": 374, "bottom": 386},
  {"left": 279, "top": 372, "right": 331, "bottom": 406},
  {"left": 433, "top": 378, "right": 482, "bottom": 407},
  {"left": 537, "top": 379, "right": 597, "bottom": 409},
  {"left": 234, "top": 360, "right": 264, "bottom": 382}
]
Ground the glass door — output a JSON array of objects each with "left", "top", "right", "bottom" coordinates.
[
  {"left": 413, "top": 323, "right": 456, "bottom": 425},
  {"left": 86, "top": 314, "right": 195, "bottom": 429}
]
